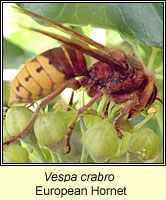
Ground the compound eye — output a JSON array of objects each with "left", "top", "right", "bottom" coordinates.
[{"left": 145, "top": 85, "right": 157, "bottom": 108}]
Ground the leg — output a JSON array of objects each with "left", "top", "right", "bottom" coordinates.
[
  {"left": 65, "top": 91, "right": 103, "bottom": 154},
  {"left": 67, "top": 90, "right": 74, "bottom": 111},
  {"left": 113, "top": 98, "right": 136, "bottom": 138},
  {"left": 103, "top": 101, "right": 110, "bottom": 117},
  {"left": 3, "top": 107, "right": 8, "bottom": 120},
  {"left": 3, "top": 79, "right": 78, "bottom": 146}
]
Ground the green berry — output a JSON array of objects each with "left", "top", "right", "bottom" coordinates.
[
  {"left": 6, "top": 106, "right": 34, "bottom": 137},
  {"left": 83, "top": 114, "right": 103, "bottom": 129},
  {"left": 83, "top": 119, "right": 118, "bottom": 161},
  {"left": 3, "top": 120, "right": 11, "bottom": 142},
  {"left": 3, "top": 144, "right": 29, "bottom": 163},
  {"left": 129, "top": 128, "right": 160, "bottom": 160},
  {"left": 34, "top": 112, "right": 67, "bottom": 147},
  {"left": 115, "top": 131, "right": 132, "bottom": 158}
]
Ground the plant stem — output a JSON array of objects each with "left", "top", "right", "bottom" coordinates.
[
  {"left": 155, "top": 65, "right": 163, "bottom": 73},
  {"left": 56, "top": 152, "right": 67, "bottom": 163},
  {"left": 44, "top": 104, "right": 48, "bottom": 113},
  {"left": 133, "top": 114, "right": 154, "bottom": 131},
  {"left": 155, "top": 74, "right": 163, "bottom": 80},
  {"left": 126, "top": 152, "right": 130, "bottom": 163},
  {"left": 97, "top": 95, "right": 107, "bottom": 115},
  {"left": 80, "top": 147, "right": 88, "bottom": 163},
  {"left": 108, "top": 101, "right": 115, "bottom": 119},
  {"left": 148, "top": 47, "right": 159, "bottom": 69},
  {"left": 79, "top": 90, "right": 85, "bottom": 108},
  {"left": 80, "top": 116, "right": 88, "bottom": 163},
  {"left": 20, "top": 134, "right": 47, "bottom": 163},
  {"left": 155, "top": 109, "right": 163, "bottom": 136},
  {"left": 79, "top": 91, "right": 89, "bottom": 163},
  {"left": 124, "top": 38, "right": 141, "bottom": 60},
  {"left": 34, "top": 147, "right": 47, "bottom": 163},
  {"left": 48, "top": 149, "right": 59, "bottom": 163}
]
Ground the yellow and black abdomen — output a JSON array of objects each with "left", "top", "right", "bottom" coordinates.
[{"left": 9, "top": 45, "right": 87, "bottom": 105}]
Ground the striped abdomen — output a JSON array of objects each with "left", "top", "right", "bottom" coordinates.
[{"left": 9, "top": 45, "right": 87, "bottom": 105}]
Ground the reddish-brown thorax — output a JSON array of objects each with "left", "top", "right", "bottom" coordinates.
[{"left": 80, "top": 49, "right": 156, "bottom": 119}]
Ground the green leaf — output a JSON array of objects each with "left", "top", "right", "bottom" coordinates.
[
  {"left": 17, "top": 3, "right": 163, "bottom": 48},
  {"left": 3, "top": 81, "right": 10, "bottom": 106}
]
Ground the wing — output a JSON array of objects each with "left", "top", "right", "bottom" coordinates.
[{"left": 12, "top": 5, "right": 126, "bottom": 71}]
